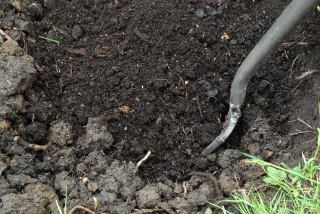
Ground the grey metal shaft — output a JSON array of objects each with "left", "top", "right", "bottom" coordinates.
[
  {"left": 202, "top": 0, "right": 319, "bottom": 156},
  {"left": 231, "top": 0, "right": 319, "bottom": 107}
]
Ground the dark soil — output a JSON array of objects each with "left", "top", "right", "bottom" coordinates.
[
  {"left": 26, "top": 0, "right": 297, "bottom": 178},
  {"left": 0, "top": 0, "right": 319, "bottom": 213}
]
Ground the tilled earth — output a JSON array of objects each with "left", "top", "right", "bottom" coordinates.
[{"left": 0, "top": 0, "right": 319, "bottom": 213}]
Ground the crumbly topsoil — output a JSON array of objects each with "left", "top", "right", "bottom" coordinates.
[{"left": 0, "top": 0, "right": 319, "bottom": 213}]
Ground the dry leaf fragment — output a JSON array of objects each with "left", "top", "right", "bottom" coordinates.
[
  {"left": 221, "top": 32, "right": 230, "bottom": 40},
  {"left": 240, "top": 14, "right": 251, "bottom": 21},
  {"left": 119, "top": 106, "right": 131, "bottom": 114},
  {"left": 119, "top": 49, "right": 125, "bottom": 55},
  {"left": 12, "top": 0, "right": 22, "bottom": 11},
  {"left": 0, "top": 120, "right": 11, "bottom": 129},
  {"left": 67, "top": 48, "right": 87, "bottom": 56}
]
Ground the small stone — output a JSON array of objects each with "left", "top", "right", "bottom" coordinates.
[
  {"left": 206, "top": 89, "right": 218, "bottom": 98},
  {"left": 72, "top": 25, "right": 83, "bottom": 40},
  {"left": 82, "top": 177, "right": 89, "bottom": 184},
  {"left": 194, "top": 9, "right": 206, "bottom": 19}
]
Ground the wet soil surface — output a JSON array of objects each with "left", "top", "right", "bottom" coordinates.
[{"left": 0, "top": 0, "right": 319, "bottom": 213}]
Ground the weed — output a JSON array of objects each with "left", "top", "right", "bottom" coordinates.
[
  {"left": 39, "top": 36, "right": 60, "bottom": 44},
  {"left": 205, "top": 117, "right": 320, "bottom": 214},
  {"left": 55, "top": 187, "right": 68, "bottom": 214},
  {"left": 282, "top": 50, "right": 289, "bottom": 60}
]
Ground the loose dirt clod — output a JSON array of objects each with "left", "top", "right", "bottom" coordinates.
[
  {"left": 217, "top": 149, "right": 242, "bottom": 168},
  {"left": 75, "top": 117, "right": 114, "bottom": 151},
  {"left": 136, "top": 185, "right": 161, "bottom": 208},
  {"left": 0, "top": 54, "right": 36, "bottom": 97},
  {"left": 0, "top": 183, "right": 57, "bottom": 214},
  {"left": 218, "top": 170, "right": 239, "bottom": 195},
  {"left": 49, "top": 120, "right": 74, "bottom": 146}
]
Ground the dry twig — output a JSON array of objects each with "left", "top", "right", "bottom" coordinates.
[{"left": 13, "top": 136, "right": 48, "bottom": 151}]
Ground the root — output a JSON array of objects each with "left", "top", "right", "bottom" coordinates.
[
  {"left": 135, "top": 150, "right": 151, "bottom": 173},
  {"left": 68, "top": 205, "right": 96, "bottom": 214}
]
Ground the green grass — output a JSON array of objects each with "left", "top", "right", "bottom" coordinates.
[
  {"left": 38, "top": 36, "right": 60, "bottom": 44},
  {"left": 38, "top": 25, "right": 61, "bottom": 44},
  {"left": 55, "top": 187, "right": 68, "bottom": 214},
  {"left": 203, "top": 104, "right": 320, "bottom": 214},
  {"left": 282, "top": 50, "right": 289, "bottom": 60}
]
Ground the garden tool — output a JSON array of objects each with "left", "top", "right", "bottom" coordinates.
[{"left": 202, "top": 0, "right": 320, "bottom": 156}]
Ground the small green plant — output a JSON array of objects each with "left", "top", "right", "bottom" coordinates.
[
  {"left": 282, "top": 50, "right": 289, "bottom": 60},
  {"left": 317, "top": 5, "right": 320, "bottom": 11},
  {"left": 39, "top": 36, "right": 60, "bottom": 44},
  {"left": 38, "top": 25, "right": 61, "bottom": 44},
  {"left": 207, "top": 123, "right": 320, "bottom": 213},
  {"left": 55, "top": 187, "right": 68, "bottom": 214}
]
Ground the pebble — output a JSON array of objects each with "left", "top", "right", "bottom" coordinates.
[
  {"left": 206, "top": 89, "right": 218, "bottom": 98},
  {"left": 194, "top": 9, "right": 206, "bottom": 19}
]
